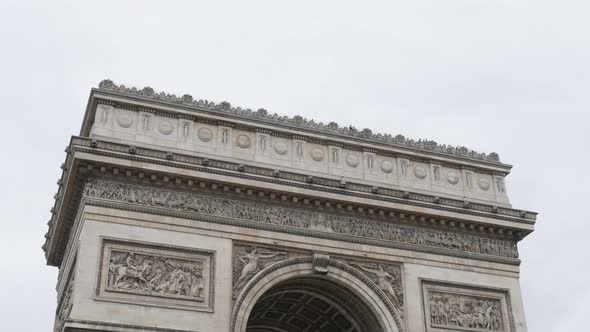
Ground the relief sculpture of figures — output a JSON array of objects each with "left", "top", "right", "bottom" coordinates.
[
  {"left": 84, "top": 179, "right": 519, "bottom": 260},
  {"left": 352, "top": 263, "right": 403, "bottom": 316},
  {"left": 107, "top": 250, "right": 205, "bottom": 301},
  {"left": 429, "top": 292, "right": 503, "bottom": 331},
  {"left": 232, "top": 247, "right": 286, "bottom": 299},
  {"left": 54, "top": 274, "right": 74, "bottom": 332}
]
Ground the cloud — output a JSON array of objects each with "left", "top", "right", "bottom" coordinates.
[{"left": 1, "top": 1, "right": 588, "bottom": 331}]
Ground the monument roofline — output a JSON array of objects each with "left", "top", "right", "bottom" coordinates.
[{"left": 82, "top": 80, "right": 510, "bottom": 170}]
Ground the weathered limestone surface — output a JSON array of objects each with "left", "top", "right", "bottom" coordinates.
[{"left": 43, "top": 81, "right": 536, "bottom": 332}]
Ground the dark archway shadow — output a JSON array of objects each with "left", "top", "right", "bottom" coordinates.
[{"left": 245, "top": 277, "right": 382, "bottom": 332}]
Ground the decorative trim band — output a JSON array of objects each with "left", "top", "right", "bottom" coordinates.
[
  {"left": 96, "top": 80, "right": 502, "bottom": 163},
  {"left": 71, "top": 137, "right": 536, "bottom": 222},
  {"left": 82, "top": 178, "right": 520, "bottom": 264}
]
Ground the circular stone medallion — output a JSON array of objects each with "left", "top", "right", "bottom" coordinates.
[
  {"left": 345, "top": 154, "right": 360, "bottom": 167},
  {"left": 197, "top": 127, "right": 213, "bottom": 142},
  {"left": 447, "top": 172, "right": 459, "bottom": 185},
  {"left": 236, "top": 134, "right": 252, "bottom": 148},
  {"left": 116, "top": 113, "right": 133, "bottom": 128},
  {"left": 158, "top": 120, "right": 175, "bottom": 135},
  {"left": 380, "top": 160, "right": 394, "bottom": 173},
  {"left": 478, "top": 177, "right": 491, "bottom": 190},
  {"left": 273, "top": 141, "right": 288, "bottom": 155},
  {"left": 309, "top": 148, "right": 325, "bottom": 161},
  {"left": 414, "top": 166, "right": 427, "bottom": 179}
]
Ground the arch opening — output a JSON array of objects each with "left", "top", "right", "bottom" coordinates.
[{"left": 245, "top": 276, "right": 382, "bottom": 332}]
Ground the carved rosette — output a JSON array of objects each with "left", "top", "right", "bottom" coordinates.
[
  {"left": 479, "top": 177, "right": 491, "bottom": 190},
  {"left": 197, "top": 127, "right": 214, "bottom": 142},
  {"left": 380, "top": 160, "right": 394, "bottom": 173},
  {"left": 447, "top": 171, "right": 460, "bottom": 185},
  {"left": 116, "top": 112, "right": 134, "bottom": 128},
  {"left": 345, "top": 154, "right": 360, "bottom": 168},
  {"left": 157, "top": 120, "right": 175, "bottom": 135},
  {"left": 235, "top": 134, "right": 252, "bottom": 148},
  {"left": 309, "top": 147, "right": 325, "bottom": 161},
  {"left": 97, "top": 239, "right": 214, "bottom": 311},
  {"left": 273, "top": 141, "right": 288, "bottom": 155},
  {"left": 414, "top": 166, "right": 427, "bottom": 179}
]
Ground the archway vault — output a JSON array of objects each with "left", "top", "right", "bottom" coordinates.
[{"left": 231, "top": 256, "right": 403, "bottom": 332}]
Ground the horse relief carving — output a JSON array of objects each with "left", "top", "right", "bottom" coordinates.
[
  {"left": 428, "top": 291, "right": 504, "bottom": 331},
  {"left": 106, "top": 250, "right": 205, "bottom": 302}
]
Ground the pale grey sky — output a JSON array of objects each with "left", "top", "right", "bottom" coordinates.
[{"left": 1, "top": 1, "right": 589, "bottom": 331}]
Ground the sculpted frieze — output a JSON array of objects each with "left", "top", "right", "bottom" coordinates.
[
  {"left": 84, "top": 179, "right": 518, "bottom": 261},
  {"left": 54, "top": 272, "right": 74, "bottom": 332},
  {"left": 422, "top": 282, "right": 512, "bottom": 332},
  {"left": 429, "top": 291, "right": 503, "bottom": 331},
  {"left": 97, "top": 239, "right": 214, "bottom": 311},
  {"left": 107, "top": 250, "right": 205, "bottom": 301}
]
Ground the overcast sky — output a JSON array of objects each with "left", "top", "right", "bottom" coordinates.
[{"left": 1, "top": 1, "right": 589, "bottom": 331}]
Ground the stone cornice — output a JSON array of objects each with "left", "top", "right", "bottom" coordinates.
[
  {"left": 87, "top": 80, "right": 510, "bottom": 167},
  {"left": 43, "top": 136, "right": 535, "bottom": 267},
  {"left": 72, "top": 136, "right": 537, "bottom": 222}
]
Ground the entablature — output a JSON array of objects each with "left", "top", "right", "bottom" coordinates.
[{"left": 43, "top": 136, "right": 536, "bottom": 268}]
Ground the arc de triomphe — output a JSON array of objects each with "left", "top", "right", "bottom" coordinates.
[{"left": 43, "top": 80, "right": 536, "bottom": 332}]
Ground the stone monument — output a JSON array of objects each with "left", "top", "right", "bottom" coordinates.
[{"left": 43, "top": 80, "right": 536, "bottom": 332}]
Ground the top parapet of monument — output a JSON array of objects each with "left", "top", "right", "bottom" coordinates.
[{"left": 95, "top": 79, "right": 503, "bottom": 164}]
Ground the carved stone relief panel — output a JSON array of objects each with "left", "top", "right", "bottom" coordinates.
[
  {"left": 272, "top": 139, "right": 289, "bottom": 156},
  {"left": 231, "top": 242, "right": 405, "bottom": 321},
  {"left": 231, "top": 244, "right": 297, "bottom": 299},
  {"left": 236, "top": 134, "right": 252, "bottom": 149},
  {"left": 96, "top": 238, "right": 215, "bottom": 311},
  {"left": 380, "top": 159, "right": 394, "bottom": 174},
  {"left": 309, "top": 147, "right": 326, "bottom": 162},
  {"left": 115, "top": 109, "right": 136, "bottom": 130},
  {"left": 414, "top": 164, "right": 428, "bottom": 180},
  {"left": 346, "top": 259, "right": 404, "bottom": 317},
  {"left": 197, "top": 126, "right": 215, "bottom": 143},
  {"left": 156, "top": 118, "right": 176, "bottom": 137},
  {"left": 422, "top": 281, "right": 513, "bottom": 332},
  {"left": 83, "top": 179, "right": 519, "bottom": 261},
  {"left": 54, "top": 270, "right": 75, "bottom": 332}
]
